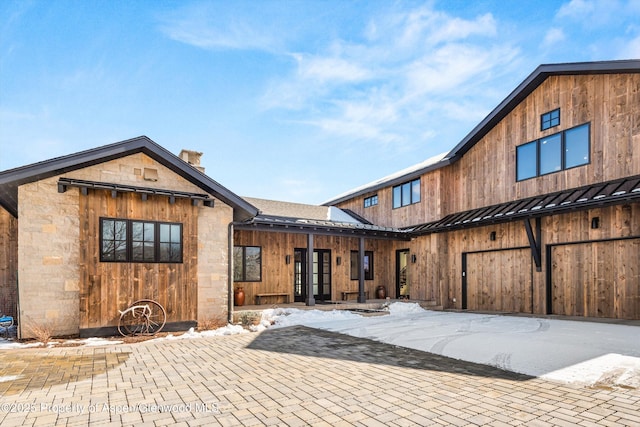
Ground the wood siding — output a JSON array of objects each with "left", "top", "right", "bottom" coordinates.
[
  {"left": 466, "top": 249, "right": 533, "bottom": 313},
  {"left": 551, "top": 239, "right": 640, "bottom": 319},
  {"left": 0, "top": 208, "right": 18, "bottom": 318},
  {"left": 336, "top": 74, "right": 640, "bottom": 229},
  {"left": 233, "top": 230, "right": 397, "bottom": 303},
  {"left": 79, "top": 191, "right": 198, "bottom": 329}
]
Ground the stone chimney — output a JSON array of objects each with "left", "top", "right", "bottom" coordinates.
[{"left": 179, "top": 149, "right": 205, "bottom": 173}]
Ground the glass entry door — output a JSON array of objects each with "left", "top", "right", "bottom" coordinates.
[
  {"left": 294, "top": 249, "right": 332, "bottom": 302},
  {"left": 396, "top": 249, "right": 410, "bottom": 299}
]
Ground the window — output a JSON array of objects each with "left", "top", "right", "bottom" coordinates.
[
  {"left": 516, "top": 123, "right": 590, "bottom": 181},
  {"left": 350, "top": 251, "right": 373, "bottom": 280},
  {"left": 100, "top": 218, "right": 182, "bottom": 263},
  {"left": 364, "top": 194, "right": 378, "bottom": 208},
  {"left": 541, "top": 108, "right": 560, "bottom": 131},
  {"left": 233, "top": 246, "right": 262, "bottom": 282},
  {"left": 392, "top": 179, "right": 420, "bottom": 208}
]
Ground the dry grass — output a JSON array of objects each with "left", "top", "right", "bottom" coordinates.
[
  {"left": 197, "top": 315, "right": 228, "bottom": 331},
  {"left": 24, "top": 320, "right": 54, "bottom": 345}
]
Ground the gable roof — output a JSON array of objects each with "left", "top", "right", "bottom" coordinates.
[
  {"left": 445, "top": 59, "right": 640, "bottom": 161},
  {"left": 0, "top": 136, "right": 258, "bottom": 221},
  {"left": 238, "top": 197, "right": 410, "bottom": 240},
  {"left": 324, "top": 59, "right": 640, "bottom": 206}
]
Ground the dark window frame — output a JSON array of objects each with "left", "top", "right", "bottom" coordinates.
[
  {"left": 392, "top": 178, "right": 421, "bottom": 209},
  {"left": 350, "top": 250, "right": 374, "bottom": 280},
  {"left": 233, "top": 245, "right": 262, "bottom": 282},
  {"left": 100, "top": 218, "right": 183, "bottom": 263},
  {"left": 364, "top": 194, "right": 378, "bottom": 208},
  {"left": 541, "top": 108, "right": 560, "bottom": 131},
  {"left": 516, "top": 122, "right": 590, "bottom": 182}
]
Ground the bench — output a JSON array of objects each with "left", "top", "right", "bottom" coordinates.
[
  {"left": 340, "top": 291, "right": 369, "bottom": 301},
  {"left": 255, "top": 293, "right": 290, "bottom": 305}
]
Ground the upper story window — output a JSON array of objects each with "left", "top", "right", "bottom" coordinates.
[
  {"left": 392, "top": 179, "right": 420, "bottom": 209},
  {"left": 233, "top": 246, "right": 262, "bottom": 282},
  {"left": 100, "top": 218, "right": 183, "bottom": 263},
  {"left": 541, "top": 108, "right": 560, "bottom": 131},
  {"left": 516, "top": 123, "right": 590, "bottom": 181},
  {"left": 364, "top": 195, "right": 378, "bottom": 208}
]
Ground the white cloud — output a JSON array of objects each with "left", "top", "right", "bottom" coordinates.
[
  {"left": 157, "top": 3, "right": 283, "bottom": 52},
  {"left": 262, "top": 4, "right": 517, "bottom": 150},
  {"left": 543, "top": 28, "right": 566, "bottom": 47}
]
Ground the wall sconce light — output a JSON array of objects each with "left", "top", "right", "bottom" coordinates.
[
  {"left": 591, "top": 217, "right": 600, "bottom": 229},
  {"left": 336, "top": 256, "right": 341, "bottom": 265},
  {"left": 489, "top": 231, "right": 496, "bottom": 241},
  {"left": 285, "top": 255, "right": 291, "bottom": 265},
  {"left": 411, "top": 254, "right": 417, "bottom": 263}
]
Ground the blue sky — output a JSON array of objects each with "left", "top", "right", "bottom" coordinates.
[{"left": 1, "top": 0, "right": 639, "bottom": 204}]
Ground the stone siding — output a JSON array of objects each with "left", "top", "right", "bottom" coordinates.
[{"left": 17, "top": 153, "right": 232, "bottom": 338}]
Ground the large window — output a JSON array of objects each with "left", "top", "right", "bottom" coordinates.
[
  {"left": 100, "top": 218, "right": 183, "bottom": 263},
  {"left": 233, "top": 246, "right": 262, "bottom": 282},
  {"left": 516, "top": 123, "right": 590, "bottom": 181},
  {"left": 392, "top": 179, "right": 420, "bottom": 208},
  {"left": 350, "top": 251, "right": 373, "bottom": 280}
]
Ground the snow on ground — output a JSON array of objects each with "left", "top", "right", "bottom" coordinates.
[
  {"left": 261, "top": 303, "right": 640, "bottom": 388},
  {"left": 2, "top": 303, "right": 639, "bottom": 388}
]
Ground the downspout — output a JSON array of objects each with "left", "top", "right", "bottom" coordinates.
[{"left": 227, "top": 222, "right": 234, "bottom": 324}]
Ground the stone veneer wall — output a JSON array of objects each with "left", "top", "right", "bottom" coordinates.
[
  {"left": 18, "top": 153, "right": 232, "bottom": 338},
  {"left": 197, "top": 204, "right": 233, "bottom": 323}
]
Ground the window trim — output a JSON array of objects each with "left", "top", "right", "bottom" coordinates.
[
  {"left": 99, "top": 218, "right": 183, "bottom": 263},
  {"left": 392, "top": 178, "right": 420, "bottom": 209},
  {"left": 516, "top": 122, "right": 590, "bottom": 182},
  {"left": 350, "top": 250, "right": 374, "bottom": 280},
  {"left": 233, "top": 245, "right": 263, "bottom": 282}
]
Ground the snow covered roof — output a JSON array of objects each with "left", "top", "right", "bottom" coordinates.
[
  {"left": 238, "top": 196, "right": 409, "bottom": 240},
  {"left": 323, "top": 152, "right": 449, "bottom": 206}
]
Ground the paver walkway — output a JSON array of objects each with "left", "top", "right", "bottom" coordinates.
[{"left": 0, "top": 326, "right": 638, "bottom": 426}]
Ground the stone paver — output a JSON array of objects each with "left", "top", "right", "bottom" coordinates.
[{"left": 0, "top": 326, "right": 638, "bottom": 426}]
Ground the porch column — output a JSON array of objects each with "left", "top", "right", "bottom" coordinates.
[
  {"left": 306, "top": 233, "right": 315, "bottom": 306},
  {"left": 358, "top": 237, "right": 366, "bottom": 303}
]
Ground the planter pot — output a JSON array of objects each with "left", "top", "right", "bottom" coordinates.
[
  {"left": 234, "top": 287, "right": 245, "bottom": 306},
  {"left": 376, "top": 285, "right": 386, "bottom": 299}
]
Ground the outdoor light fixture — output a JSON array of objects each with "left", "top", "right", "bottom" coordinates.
[
  {"left": 285, "top": 255, "right": 291, "bottom": 264},
  {"left": 591, "top": 217, "right": 600, "bottom": 229},
  {"left": 411, "top": 254, "right": 417, "bottom": 263},
  {"left": 490, "top": 231, "right": 496, "bottom": 241},
  {"left": 336, "top": 256, "right": 341, "bottom": 265}
]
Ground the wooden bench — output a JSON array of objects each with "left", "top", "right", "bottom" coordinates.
[
  {"left": 255, "top": 293, "right": 290, "bottom": 305},
  {"left": 340, "top": 291, "right": 369, "bottom": 301}
]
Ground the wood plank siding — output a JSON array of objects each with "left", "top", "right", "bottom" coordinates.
[
  {"left": 325, "top": 72, "right": 640, "bottom": 320},
  {"left": 337, "top": 74, "right": 640, "bottom": 229},
  {"left": 0, "top": 208, "right": 18, "bottom": 318},
  {"left": 233, "top": 230, "right": 397, "bottom": 303},
  {"left": 79, "top": 191, "right": 198, "bottom": 330}
]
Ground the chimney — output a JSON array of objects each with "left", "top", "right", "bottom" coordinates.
[{"left": 179, "top": 149, "right": 205, "bottom": 173}]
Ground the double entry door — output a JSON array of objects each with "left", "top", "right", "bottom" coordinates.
[{"left": 293, "top": 249, "right": 332, "bottom": 302}]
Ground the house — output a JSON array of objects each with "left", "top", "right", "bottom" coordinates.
[
  {"left": 0, "top": 137, "right": 258, "bottom": 338},
  {"left": 324, "top": 59, "right": 640, "bottom": 319},
  {"left": 1, "top": 60, "right": 639, "bottom": 339}
]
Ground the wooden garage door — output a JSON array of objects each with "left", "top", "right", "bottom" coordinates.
[
  {"left": 465, "top": 248, "right": 533, "bottom": 313},
  {"left": 551, "top": 239, "right": 640, "bottom": 319}
]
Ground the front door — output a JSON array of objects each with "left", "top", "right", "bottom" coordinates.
[
  {"left": 396, "top": 249, "right": 410, "bottom": 299},
  {"left": 294, "top": 249, "right": 332, "bottom": 302}
]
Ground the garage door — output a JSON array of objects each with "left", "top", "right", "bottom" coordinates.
[
  {"left": 465, "top": 248, "right": 533, "bottom": 313},
  {"left": 551, "top": 238, "right": 640, "bottom": 319}
]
